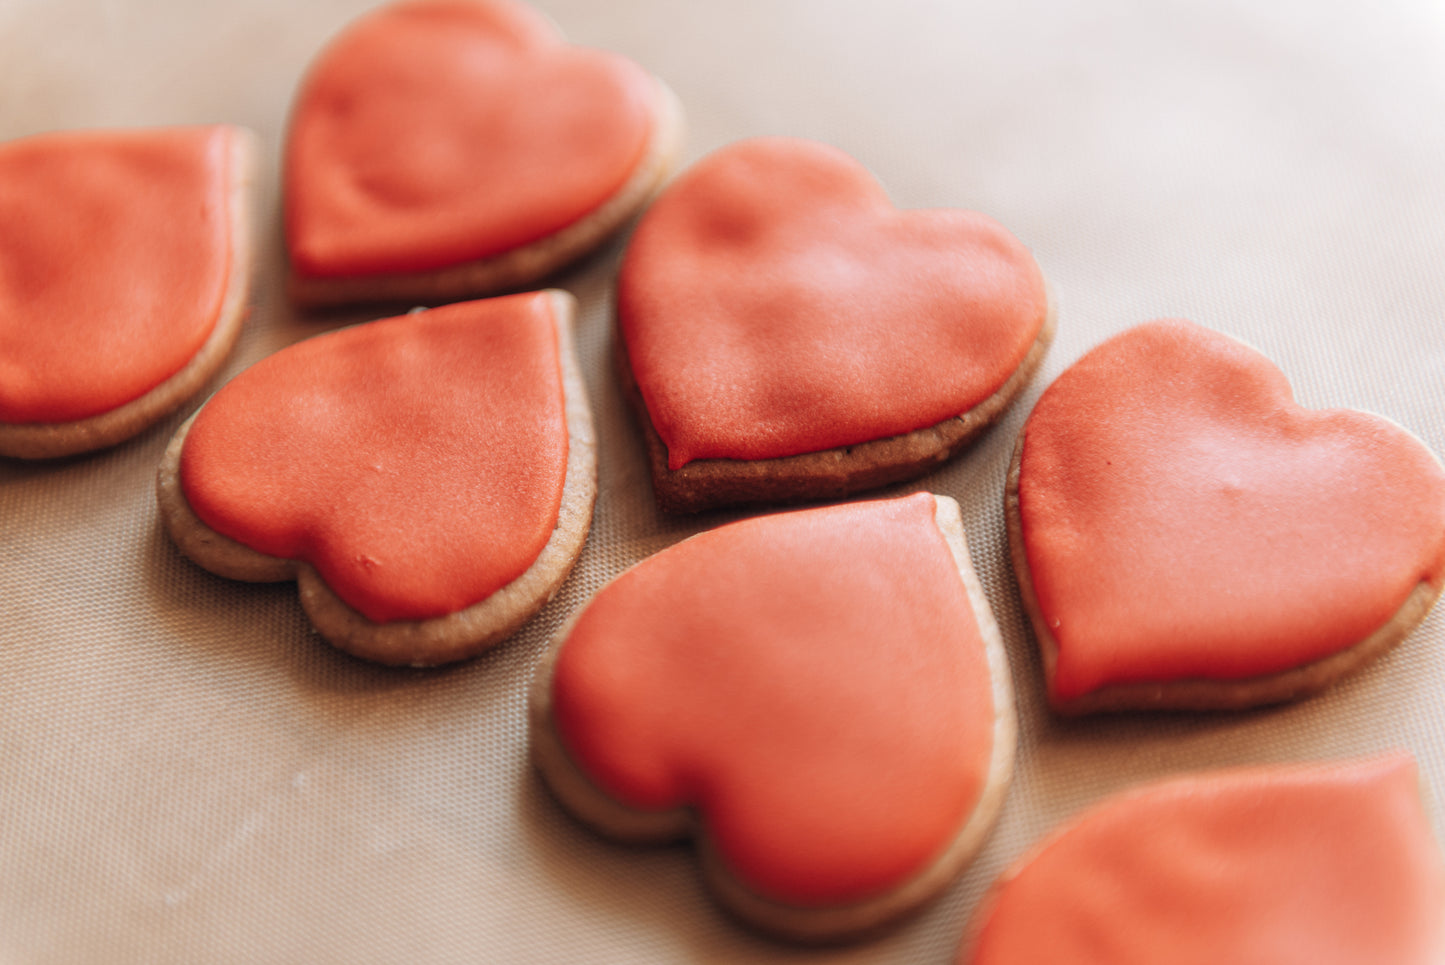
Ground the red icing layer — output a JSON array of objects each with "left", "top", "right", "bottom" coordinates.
[
  {"left": 618, "top": 137, "right": 1048, "bottom": 469},
  {"left": 0, "top": 126, "right": 235, "bottom": 424},
  {"left": 964, "top": 756, "right": 1445, "bottom": 964},
  {"left": 1017, "top": 320, "right": 1445, "bottom": 702},
  {"left": 178, "top": 293, "right": 567, "bottom": 623},
  {"left": 286, "top": 0, "right": 656, "bottom": 278},
  {"left": 550, "top": 493, "right": 996, "bottom": 906}
]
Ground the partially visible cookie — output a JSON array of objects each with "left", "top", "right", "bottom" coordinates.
[
  {"left": 617, "top": 136, "right": 1054, "bottom": 513},
  {"left": 157, "top": 290, "right": 595, "bottom": 666},
  {"left": 959, "top": 755, "right": 1445, "bottom": 964},
  {"left": 0, "top": 125, "right": 255, "bottom": 459},
  {"left": 285, "top": 0, "right": 683, "bottom": 308},
  {"left": 530, "top": 493, "right": 1015, "bottom": 942},
  {"left": 1007, "top": 319, "right": 1445, "bottom": 713}
]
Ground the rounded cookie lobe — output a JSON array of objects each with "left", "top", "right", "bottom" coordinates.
[
  {"left": 618, "top": 136, "right": 1050, "bottom": 469},
  {"left": 537, "top": 493, "right": 1014, "bottom": 939},
  {"left": 0, "top": 125, "right": 239, "bottom": 426},
  {"left": 286, "top": 0, "right": 658, "bottom": 280},
  {"left": 960, "top": 755, "right": 1445, "bottom": 965},
  {"left": 1012, "top": 319, "right": 1445, "bottom": 709},
  {"left": 177, "top": 292, "right": 569, "bottom": 625}
]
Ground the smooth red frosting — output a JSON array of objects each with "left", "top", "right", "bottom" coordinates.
[
  {"left": 1017, "top": 320, "right": 1445, "bottom": 702},
  {"left": 285, "top": 0, "right": 657, "bottom": 278},
  {"left": 963, "top": 755, "right": 1445, "bottom": 964},
  {"left": 0, "top": 125, "right": 235, "bottom": 424},
  {"left": 550, "top": 493, "right": 997, "bottom": 906},
  {"left": 178, "top": 292, "right": 568, "bottom": 623},
  {"left": 617, "top": 136, "right": 1048, "bottom": 469}
]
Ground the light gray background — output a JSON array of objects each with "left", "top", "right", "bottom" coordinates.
[{"left": 3, "top": 1, "right": 1444, "bottom": 961}]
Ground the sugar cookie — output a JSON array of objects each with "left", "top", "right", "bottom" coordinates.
[
  {"left": 285, "top": 0, "right": 683, "bottom": 307},
  {"left": 617, "top": 137, "right": 1054, "bottom": 513},
  {"left": 531, "top": 493, "right": 1014, "bottom": 940},
  {"left": 0, "top": 125, "right": 254, "bottom": 459},
  {"left": 959, "top": 755, "right": 1445, "bottom": 964},
  {"left": 158, "top": 291, "right": 594, "bottom": 666},
  {"left": 1008, "top": 319, "right": 1445, "bottom": 713}
]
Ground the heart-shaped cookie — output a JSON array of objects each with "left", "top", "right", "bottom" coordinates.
[
  {"left": 157, "top": 291, "right": 595, "bottom": 666},
  {"left": 617, "top": 136, "right": 1054, "bottom": 513},
  {"left": 959, "top": 755, "right": 1445, "bottom": 964},
  {"left": 0, "top": 125, "right": 254, "bottom": 459},
  {"left": 530, "top": 493, "right": 1015, "bottom": 941},
  {"left": 1008, "top": 319, "right": 1445, "bottom": 713},
  {"left": 285, "top": 0, "right": 682, "bottom": 307}
]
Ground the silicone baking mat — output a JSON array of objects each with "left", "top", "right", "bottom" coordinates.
[{"left": 3, "top": 1, "right": 1444, "bottom": 961}]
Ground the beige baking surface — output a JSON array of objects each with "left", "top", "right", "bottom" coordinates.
[{"left": 4, "top": 0, "right": 1445, "bottom": 961}]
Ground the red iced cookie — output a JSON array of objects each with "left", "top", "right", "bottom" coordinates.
[
  {"left": 157, "top": 291, "right": 595, "bottom": 666},
  {"left": 959, "top": 755, "right": 1445, "bottom": 965},
  {"left": 618, "top": 136, "right": 1054, "bottom": 512},
  {"left": 1008, "top": 319, "right": 1445, "bottom": 712},
  {"left": 285, "top": 0, "right": 682, "bottom": 307},
  {"left": 0, "top": 125, "right": 254, "bottom": 459},
  {"left": 530, "top": 493, "right": 1015, "bottom": 941}
]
